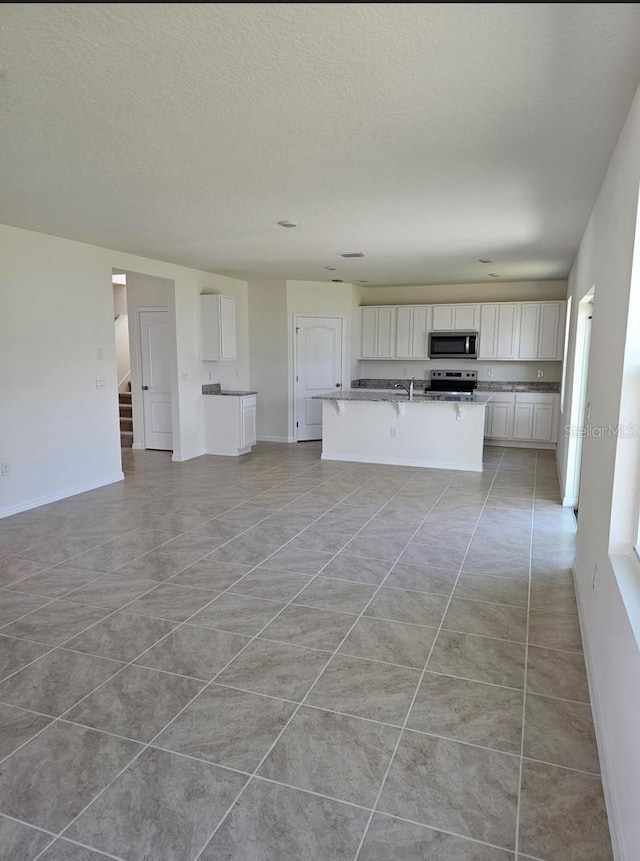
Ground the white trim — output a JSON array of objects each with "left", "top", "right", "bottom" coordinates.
[
  {"left": 484, "top": 438, "right": 557, "bottom": 450},
  {"left": 573, "top": 562, "right": 626, "bottom": 861},
  {"left": 320, "top": 452, "right": 483, "bottom": 472},
  {"left": 131, "top": 442, "right": 145, "bottom": 451},
  {"left": 171, "top": 449, "right": 205, "bottom": 462},
  {"left": 256, "top": 435, "right": 295, "bottom": 444},
  {"left": 0, "top": 473, "right": 125, "bottom": 519}
]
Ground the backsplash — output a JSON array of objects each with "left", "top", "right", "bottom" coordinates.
[
  {"left": 201, "top": 383, "right": 222, "bottom": 394},
  {"left": 352, "top": 378, "right": 560, "bottom": 393}
]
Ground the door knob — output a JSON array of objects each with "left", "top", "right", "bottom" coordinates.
[
  {"left": 142, "top": 385, "right": 149, "bottom": 391},
  {"left": 335, "top": 383, "right": 342, "bottom": 388}
]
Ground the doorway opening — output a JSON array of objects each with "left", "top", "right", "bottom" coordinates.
[
  {"left": 566, "top": 289, "right": 595, "bottom": 514},
  {"left": 293, "top": 315, "right": 344, "bottom": 441},
  {"left": 112, "top": 269, "right": 177, "bottom": 457}
]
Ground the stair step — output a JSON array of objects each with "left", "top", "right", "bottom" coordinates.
[
  {"left": 119, "top": 404, "right": 133, "bottom": 417},
  {"left": 118, "top": 392, "right": 132, "bottom": 403},
  {"left": 120, "top": 430, "right": 133, "bottom": 447},
  {"left": 120, "top": 417, "right": 133, "bottom": 431}
]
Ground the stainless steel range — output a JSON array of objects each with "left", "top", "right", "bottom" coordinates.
[{"left": 426, "top": 369, "right": 478, "bottom": 401}]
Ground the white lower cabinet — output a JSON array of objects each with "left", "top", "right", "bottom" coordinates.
[
  {"left": 204, "top": 394, "right": 257, "bottom": 456},
  {"left": 485, "top": 393, "right": 558, "bottom": 444}
]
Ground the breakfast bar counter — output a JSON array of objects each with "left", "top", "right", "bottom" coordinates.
[{"left": 313, "top": 390, "right": 491, "bottom": 472}]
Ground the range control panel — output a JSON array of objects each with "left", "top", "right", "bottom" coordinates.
[{"left": 430, "top": 370, "right": 477, "bottom": 381}]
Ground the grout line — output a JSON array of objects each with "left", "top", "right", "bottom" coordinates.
[{"left": 352, "top": 447, "right": 509, "bottom": 861}]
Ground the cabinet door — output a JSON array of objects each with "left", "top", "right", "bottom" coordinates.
[
  {"left": 478, "top": 305, "right": 498, "bottom": 359},
  {"left": 395, "top": 307, "right": 413, "bottom": 358},
  {"left": 496, "top": 304, "right": 520, "bottom": 359},
  {"left": 490, "top": 403, "right": 513, "bottom": 439},
  {"left": 532, "top": 404, "right": 554, "bottom": 441},
  {"left": 518, "top": 304, "right": 541, "bottom": 359},
  {"left": 513, "top": 404, "right": 534, "bottom": 439},
  {"left": 241, "top": 398, "right": 257, "bottom": 447},
  {"left": 220, "top": 296, "right": 237, "bottom": 360},
  {"left": 538, "top": 303, "right": 561, "bottom": 360},
  {"left": 432, "top": 306, "right": 454, "bottom": 331},
  {"left": 455, "top": 304, "right": 479, "bottom": 330},
  {"left": 484, "top": 403, "right": 493, "bottom": 437},
  {"left": 376, "top": 307, "right": 396, "bottom": 357},
  {"left": 411, "top": 306, "right": 430, "bottom": 358},
  {"left": 361, "top": 308, "right": 377, "bottom": 358},
  {"left": 201, "top": 295, "right": 221, "bottom": 361}
]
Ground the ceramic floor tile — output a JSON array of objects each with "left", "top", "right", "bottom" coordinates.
[
  {"left": 428, "top": 630, "right": 526, "bottom": 688},
  {"left": 293, "top": 577, "right": 376, "bottom": 614},
  {"left": 526, "top": 645, "right": 590, "bottom": 702},
  {"left": 340, "top": 616, "right": 436, "bottom": 669},
  {"left": 259, "top": 706, "right": 399, "bottom": 807},
  {"left": 0, "top": 557, "right": 50, "bottom": 587},
  {"left": 528, "top": 609, "right": 583, "bottom": 652},
  {"left": 1, "top": 600, "right": 110, "bottom": 646},
  {"left": 216, "top": 638, "right": 329, "bottom": 701},
  {"left": 364, "top": 588, "right": 448, "bottom": 627},
  {"left": 0, "top": 591, "right": 51, "bottom": 627},
  {"left": 0, "top": 721, "right": 140, "bottom": 831},
  {"left": 127, "top": 582, "right": 216, "bottom": 622},
  {"left": 0, "top": 647, "right": 122, "bottom": 716},
  {"left": 519, "top": 760, "right": 612, "bottom": 861},
  {"left": 157, "top": 684, "right": 295, "bottom": 771},
  {"left": 453, "top": 571, "right": 529, "bottom": 608},
  {"left": 229, "top": 568, "right": 311, "bottom": 602},
  {"left": 135, "top": 623, "right": 250, "bottom": 680},
  {"left": 170, "top": 559, "right": 252, "bottom": 591},
  {"left": 307, "top": 653, "right": 420, "bottom": 725},
  {"left": 114, "top": 547, "right": 205, "bottom": 582},
  {"left": 530, "top": 576, "right": 578, "bottom": 615},
  {"left": 8, "top": 565, "right": 102, "bottom": 598},
  {"left": 384, "top": 562, "right": 458, "bottom": 596},
  {"left": 288, "top": 528, "right": 352, "bottom": 554},
  {"left": 399, "top": 541, "right": 468, "bottom": 570},
  {"left": 66, "top": 664, "right": 204, "bottom": 742},
  {"left": 0, "top": 817, "right": 53, "bottom": 861},
  {"left": 36, "top": 839, "right": 112, "bottom": 860},
  {"left": 259, "top": 547, "right": 334, "bottom": 575},
  {"left": 319, "top": 554, "right": 392, "bottom": 585},
  {"left": 191, "top": 592, "right": 285, "bottom": 636},
  {"left": 360, "top": 814, "right": 514, "bottom": 860},
  {"left": 0, "top": 635, "right": 50, "bottom": 682},
  {"left": 200, "top": 778, "right": 369, "bottom": 861},
  {"left": 67, "top": 747, "right": 246, "bottom": 861},
  {"left": 342, "top": 537, "right": 406, "bottom": 562},
  {"left": 260, "top": 604, "right": 354, "bottom": 651},
  {"left": 407, "top": 672, "right": 523, "bottom": 754},
  {"left": 66, "top": 574, "right": 161, "bottom": 610},
  {"left": 379, "top": 731, "right": 519, "bottom": 849},
  {"left": 442, "top": 598, "right": 527, "bottom": 643},
  {"left": 0, "top": 701, "right": 52, "bottom": 758},
  {"left": 65, "top": 610, "right": 176, "bottom": 662},
  {"left": 524, "top": 692, "right": 600, "bottom": 772}
]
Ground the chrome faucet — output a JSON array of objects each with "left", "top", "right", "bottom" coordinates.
[{"left": 395, "top": 377, "right": 416, "bottom": 400}]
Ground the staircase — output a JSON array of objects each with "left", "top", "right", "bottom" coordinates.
[{"left": 119, "top": 392, "right": 133, "bottom": 447}]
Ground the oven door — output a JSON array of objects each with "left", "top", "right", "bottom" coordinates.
[{"left": 428, "top": 331, "right": 478, "bottom": 359}]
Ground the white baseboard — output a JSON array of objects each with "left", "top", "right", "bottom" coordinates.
[
  {"left": 321, "top": 452, "right": 483, "bottom": 472},
  {"left": 0, "top": 472, "right": 125, "bottom": 519},
  {"left": 256, "top": 435, "right": 295, "bottom": 444},
  {"left": 572, "top": 562, "right": 625, "bottom": 861},
  {"left": 484, "top": 438, "right": 556, "bottom": 450},
  {"left": 131, "top": 442, "right": 145, "bottom": 451},
  {"left": 171, "top": 449, "right": 205, "bottom": 462}
]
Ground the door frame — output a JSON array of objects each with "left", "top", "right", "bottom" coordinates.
[
  {"left": 135, "top": 305, "right": 172, "bottom": 451},
  {"left": 564, "top": 290, "right": 594, "bottom": 509},
  {"left": 292, "top": 314, "right": 346, "bottom": 443}
]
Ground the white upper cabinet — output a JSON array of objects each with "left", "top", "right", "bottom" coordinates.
[
  {"left": 411, "top": 306, "right": 430, "bottom": 358},
  {"left": 517, "top": 302, "right": 565, "bottom": 361},
  {"left": 360, "top": 306, "right": 396, "bottom": 358},
  {"left": 479, "top": 303, "right": 520, "bottom": 360},
  {"left": 431, "top": 303, "right": 479, "bottom": 331},
  {"left": 201, "top": 294, "right": 237, "bottom": 361},
  {"left": 395, "top": 307, "right": 414, "bottom": 358}
]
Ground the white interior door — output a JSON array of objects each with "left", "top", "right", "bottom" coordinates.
[
  {"left": 139, "top": 309, "right": 173, "bottom": 451},
  {"left": 295, "top": 317, "right": 343, "bottom": 441}
]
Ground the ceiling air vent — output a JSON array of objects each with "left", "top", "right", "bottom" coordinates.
[{"left": 339, "top": 252, "right": 365, "bottom": 258}]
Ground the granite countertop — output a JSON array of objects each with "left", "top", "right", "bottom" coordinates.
[
  {"left": 202, "top": 384, "right": 257, "bottom": 396},
  {"left": 476, "top": 381, "right": 560, "bottom": 393},
  {"left": 312, "top": 389, "right": 490, "bottom": 405}
]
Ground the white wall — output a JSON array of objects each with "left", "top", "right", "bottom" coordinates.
[
  {"left": 248, "top": 280, "right": 289, "bottom": 442},
  {"left": 557, "top": 84, "right": 640, "bottom": 860},
  {"left": 360, "top": 279, "right": 567, "bottom": 305},
  {"left": 0, "top": 224, "right": 248, "bottom": 516}
]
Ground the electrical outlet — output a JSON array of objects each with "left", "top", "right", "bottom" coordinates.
[
  {"left": 593, "top": 563, "right": 598, "bottom": 591},
  {"left": 537, "top": 369, "right": 544, "bottom": 379},
  {"left": 95, "top": 376, "right": 106, "bottom": 389},
  {"left": 390, "top": 427, "right": 396, "bottom": 438},
  {"left": 487, "top": 369, "right": 494, "bottom": 378},
  {"left": 96, "top": 348, "right": 104, "bottom": 361},
  {"left": 0, "top": 463, "right": 8, "bottom": 477}
]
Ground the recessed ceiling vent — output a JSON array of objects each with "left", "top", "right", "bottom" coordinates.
[
  {"left": 331, "top": 279, "right": 345, "bottom": 283},
  {"left": 340, "top": 252, "right": 364, "bottom": 258}
]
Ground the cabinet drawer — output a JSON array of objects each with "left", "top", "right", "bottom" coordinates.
[{"left": 514, "top": 393, "right": 555, "bottom": 404}]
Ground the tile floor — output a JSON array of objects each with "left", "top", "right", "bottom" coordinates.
[{"left": 0, "top": 443, "right": 613, "bottom": 860}]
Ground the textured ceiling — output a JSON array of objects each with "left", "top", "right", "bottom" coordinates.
[{"left": 1, "top": 3, "right": 640, "bottom": 286}]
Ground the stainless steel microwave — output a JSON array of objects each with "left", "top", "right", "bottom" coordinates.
[{"left": 428, "top": 331, "right": 478, "bottom": 359}]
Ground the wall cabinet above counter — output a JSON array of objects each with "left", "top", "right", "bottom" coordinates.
[
  {"left": 359, "top": 300, "right": 565, "bottom": 361},
  {"left": 201, "top": 294, "right": 237, "bottom": 361}
]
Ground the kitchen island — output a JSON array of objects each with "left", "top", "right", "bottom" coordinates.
[{"left": 313, "top": 390, "right": 491, "bottom": 472}]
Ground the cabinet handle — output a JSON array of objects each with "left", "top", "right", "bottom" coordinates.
[{"left": 335, "top": 383, "right": 342, "bottom": 388}]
